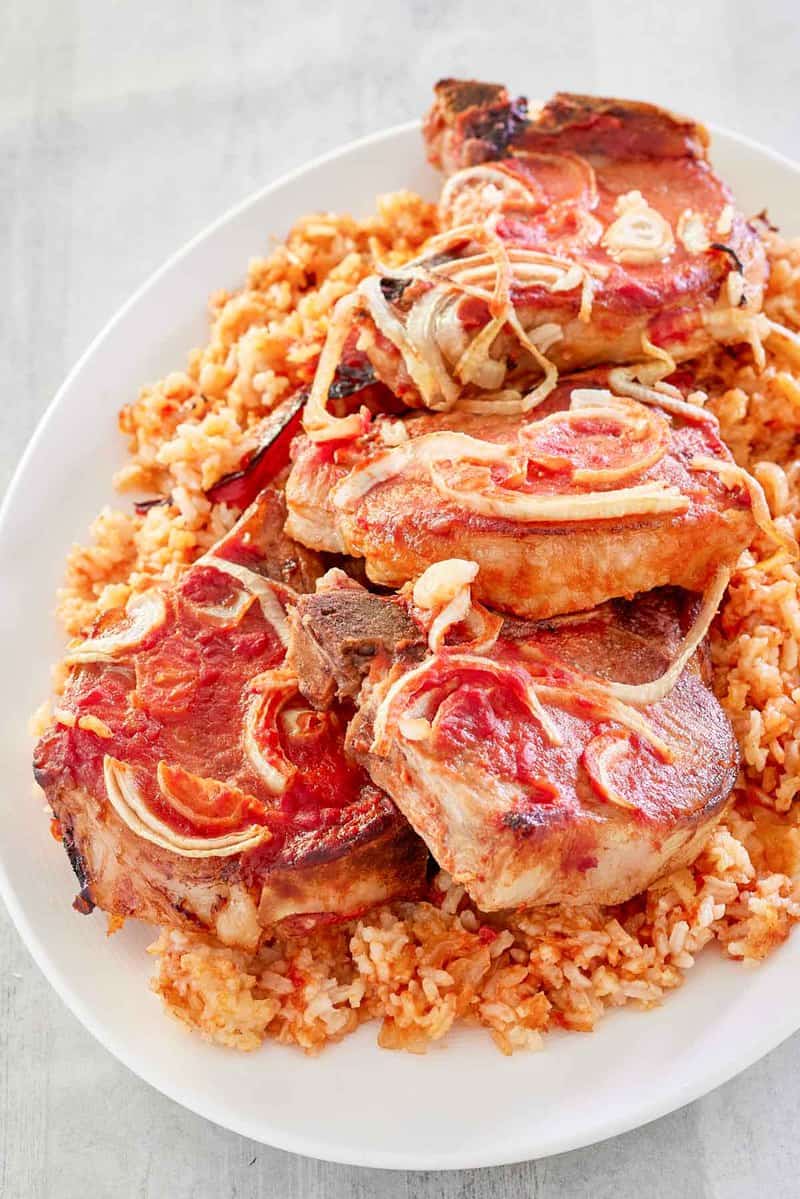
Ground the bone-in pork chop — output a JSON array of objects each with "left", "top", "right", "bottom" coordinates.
[
  {"left": 301, "top": 85, "right": 768, "bottom": 443},
  {"left": 33, "top": 490, "right": 427, "bottom": 949},
  {"left": 289, "top": 564, "right": 739, "bottom": 910},
  {"left": 287, "top": 373, "right": 763, "bottom": 619}
]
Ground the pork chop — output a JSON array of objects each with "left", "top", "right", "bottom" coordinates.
[
  {"left": 287, "top": 373, "right": 762, "bottom": 619},
  {"left": 33, "top": 490, "right": 427, "bottom": 949},
  {"left": 421, "top": 83, "right": 766, "bottom": 374},
  {"left": 289, "top": 563, "right": 739, "bottom": 909},
  {"left": 302, "top": 86, "right": 768, "bottom": 442}
]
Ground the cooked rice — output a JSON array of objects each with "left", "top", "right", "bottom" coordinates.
[{"left": 52, "top": 195, "right": 800, "bottom": 1054}]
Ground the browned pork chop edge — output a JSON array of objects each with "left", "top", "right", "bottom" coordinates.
[{"left": 424, "top": 79, "right": 708, "bottom": 172}]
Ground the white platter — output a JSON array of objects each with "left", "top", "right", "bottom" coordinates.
[{"left": 2, "top": 119, "right": 800, "bottom": 1171}]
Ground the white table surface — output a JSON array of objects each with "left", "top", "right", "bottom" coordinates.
[{"left": 3, "top": 2, "right": 800, "bottom": 1194}]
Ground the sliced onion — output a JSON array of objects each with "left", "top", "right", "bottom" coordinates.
[
  {"left": 506, "top": 308, "right": 560, "bottom": 411},
  {"left": 412, "top": 561, "right": 477, "bottom": 653},
  {"left": 65, "top": 591, "right": 167, "bottom": 665},
  {"left": 676, "top": 209, "right": 710, "bottom": 254},
  {"left": 397, "top": 714, "right": 432, "bottom": 742},
  {"left": 412, "top": 559, "right": 502, "bottom": 655},
  {"left": 603, "top": 566, "right": 731, "bottom": 707},
  {"left": 243, "top": 669, "right": 299, "bottom": 794},
  {"left": 690, "top": 456, "right": 799, "bottom": 558},
  {"left": 608, "top": 363, "right": 719, "bottom": 428},
  {"left": 430, "top": 465, "right": 688, "bottom": 522},
  {"left": 281, "top": 707, "right": 329, "bottom": 739},
  {"left": 157, "top": 761, "right": 261, "bottom": 830},
  {"left": 716, "top": 205, "right": 734, "bottom": 236},
  {"left": 199, "top": 556, "right": 292, "bottom": 647},
  {"left": 334, "top": 419, "right": 686, "bottom": 524},
  {"left": 530, "top": 681, "right": 673, "bottom": 762},
  {"left": 454, "top": 388, "right": 527, "bottom": 416},
  {"left": 412, "top": 559, "right": 479, "bottom": 610},
  {"left": 427, "top": 588, "right": 472, "bottom": 652},
  {"left": 421, "top": 223, "right": 512, "bottom": 313},
  {"left": 358, "top": 275, "right": 456, "bottom": 409},
  {"left": 460, "top": 603, "right": 504, "bottom": 655},
  {"left": 583, "top": 733, "right": 637, "bottom": 810},
  {"left": 439, "top": 164, "right": 544, "bottom": 225},
  {"left": 303, "top": 293, "right": 365, "bottom": 443},
  {"left": 453, "top": 314, "right": 507, "bottom": 389},
  {"left": 404, "top": 284, "right": 464, "bottom": 408},
  {"left": 332, "top": 431, "right": 515, "bottom": 511},
  {"left": 104, "top": 756, "right": 269, "bottom": 858},
  {"left": 183, "top": 585, "right": 256, "bottom": 629},
  {"left": 525, "top": 322, "right": 564, "bottom": 352},
  {"left": 704, "top": 308, "right": 770, "bottom": 367},
  {"left": 519, "top": 394, "right": 670, "bottom": 485},
  {"left": 371, "top": 653, "right": 562, "bottom": 757},
  {"left": 601, "top": 191, "right": 675, "bottom": 265},
  {"left": 332, "top": 441, "right": 414, "bottom": 509}
]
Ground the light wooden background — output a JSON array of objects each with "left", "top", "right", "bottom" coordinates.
[{"left": 2, "top": 2, "right": 800, "bottom": 1195}]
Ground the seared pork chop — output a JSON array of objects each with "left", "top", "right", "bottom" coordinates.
[
  {"left": 302, "top": 86, "right": 767, "bottom": 442},
  {"left": 287, "top": 373, "right": 762, "bottom": 619},
  {"left": 290, "top": 564, "right": 739, "bottom": 909},
  {"left": 421, "top": 84, "right": 765, "bottom": 373},
  {"left": 34, "top": 490, "right": 427, "bottom": 948}
]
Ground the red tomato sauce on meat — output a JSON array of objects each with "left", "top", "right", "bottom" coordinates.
[{"left": 48, "top": 565, "right": 372, "bottom": 856}]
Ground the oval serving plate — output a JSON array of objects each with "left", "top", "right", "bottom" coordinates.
[{"left": 1, "top": 120, "right": 800, "bottom": 1171}]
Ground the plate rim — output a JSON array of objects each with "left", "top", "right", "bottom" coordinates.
[{"left": 2, "top": 116, "right": 800, "bottom": 1171}]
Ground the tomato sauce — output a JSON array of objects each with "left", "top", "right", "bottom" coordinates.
[
  {"left": 404, "top": 632, "right": 711, "bottom": 828},
  {"left": 49, "top": 562, "right": 372, "bottom": 857}
]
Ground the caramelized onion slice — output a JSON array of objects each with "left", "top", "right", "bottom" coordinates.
[
  {"left": 426, "top": 588, "right": 472, "bottom": 653},
  {"left": 531, "top": 680, "right": 674, "bottom": 762},
  {"left": 332, "top": 431, "right": 515, "bottom": 511},
  {"left": 411, "top": 559, "right": 502, "bottom": 655},
  {"left": 603, "top": 566, "right": 731, "bottom": 708},
  {"left": 704, "top": 308, "right": 770, "bottom": 367},
  {"left": 65, "top": 591, "right": 167, "bottom": 665},
  {"left": 104, "top": 757, "right": 269, "bottom": 858},
  {"left": 157, "top": 761, "right": 263, "bottom": 832},
  {"left": 303, "top": 293, "right": 366, "bottom": 442},
  {"left": 334, "top": 421, "right": 686, "bottom": 525},
  {"left": 608, "top": 363, "right": 718, "bottom": 428},
  {"left": 601, "top": 191, "right": 675, "bottom": 265},
  {"left": 690, "top": 456, "right": 798, "bottom": 558},
  {"left": 583, "top": 733, "right": 638, "bottom": 810},
  {"left": 359, "top": 275, "right": 456, "bottom": 410},
  {"left": 414, "top": 560, "right": 477, "bottom": 654},
  {"left": 371, "top": 653, "right": 562, "bottom": 758},
  {"left": 439, "top": 164, "right": 544, "bottom": 225},
  {"left": 412, "top": 559, "right": 479, "bottom": 610},
  {"left": 198, "top": 556, "right": 292, "bottom": 647},
  {"left": 183, "top": 583, "right": 256, "bottom": 629},
  {"left": 520, "top": 392, "right": 670, "bottom": 484},
  {"left": 430, "top": 464, "right": 688, "bottom": 523},
  {"left": 676, "top": 209, "right": 710, "bottom": 255},
  {"left": 243, "top": 668, "right": 299, "bottom": 794}
]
